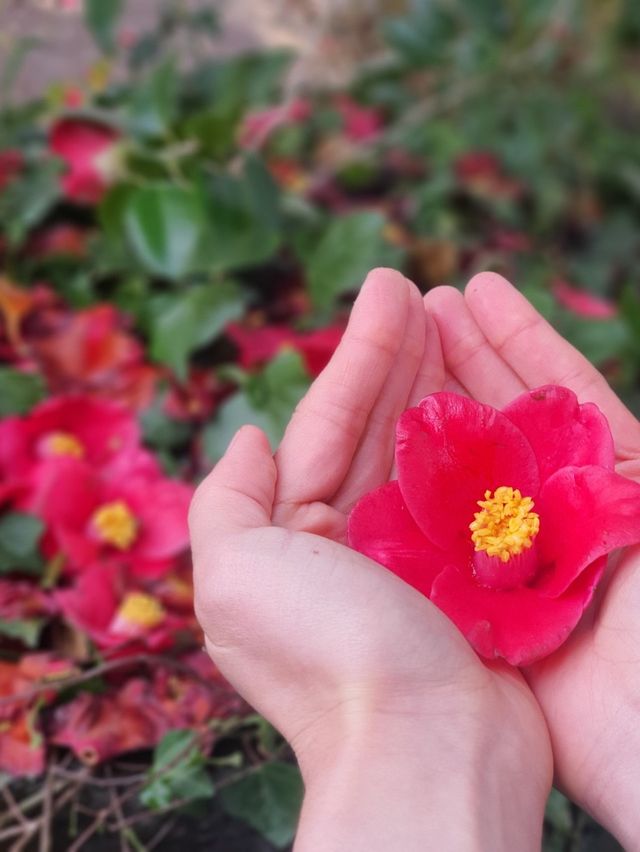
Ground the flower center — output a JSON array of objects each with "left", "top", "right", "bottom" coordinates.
[
  {"left": 469, "top": 486, "right": 539, "bottom": 563},
  {"left": 43, "top": 431, "right": 85, "bottom": 459},
  {"left": 115, "top": 592, "right": 165, "bottom": 630},
  {"left": 91, "top": 500, "right": 138, "bottom": 550}
]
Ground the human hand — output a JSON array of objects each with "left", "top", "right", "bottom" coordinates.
[
  {"left": 425, "top": 271, "right": 640, "bottom": 848},
  {"left": 190, "top": 269, "right": 551, "bottom": 851}
]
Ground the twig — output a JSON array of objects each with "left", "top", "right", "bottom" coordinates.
[
  {"left": 52, "top": 767, "right": 147, "bottom": 788},
  {"left": 146, "top": 815, "right": 178, "bottom": 851},
  {"left": 1, "top": 784, "right": 28, "bottom": 829},
  {"left": 67, "top": 806, "right": 110, "bottom": 852},
  {"left": 38, "top": 767, "right": 52, "bottom": 852}
]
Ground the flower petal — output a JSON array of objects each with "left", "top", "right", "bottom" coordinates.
[
  {"left": 396, "top": 393, "right": 539, "bottom": 550},
  {"left": 348, "top": 481, "right": 456, "bottom": 597},
  {"left": 503, "top": 385, "right": 614, "bottom": 481},
  {"left": 535, "top": 465, "right": 640, "bottom": 597},
  {"left": 431, "top": 556, "right": 606, "bottom": 666}
]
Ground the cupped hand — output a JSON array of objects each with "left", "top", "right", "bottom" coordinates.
[
  {"left": 190, "top": 269, "right": 551, "bottom": 849},
  {"left": 426, "top": 271, "right": 640, "bottom": 846}
]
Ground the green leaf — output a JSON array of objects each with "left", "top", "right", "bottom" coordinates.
[
  {"left": 220, "top": 762, "right": 303, "bottom": 848},
  {"left": 201, "top": 160, "right": 283, "bottom": 272},
  {"left": 544, "top": 788, "right": 572, "bottom": 834},
  {"left": 149, "top": 281, "right": 245, "bottom": 379},
  {"left": 0, "top": 163, "right": 61, "bottom": 247},
  {"left": 128, "top": 59, "right": 178, "bottom": 139},
  {"left": 203, "top": 351, "right": 310, "bottom": 462},
  {"left": 0, "top": 618, "right": 44, "bottom": 648},
  {"left": 555, "top": 312, "right": 629, "bottom": 367},
  {"left": 84, "top": 0, "right": 125, "bottom": 54},
  {"left": 140, "top": 729, "right": 214, "bottom": 811},
  {"left": 0, "top": 513, "right": 44, "bottom": 575},
  {"left": 304, "top": 212, "right": 403, "bottom": 310},
  {"left": 0, "top": 369, "right": 46, "bottom": 416},
  {"left": 124, "top": 184, "right": 207, "bottom": 280},
  {"left": 141, "top": 402, "right": 192, "bottom": 449}
]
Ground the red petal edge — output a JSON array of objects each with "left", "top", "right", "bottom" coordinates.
[
  {"left": 431, "top": 556, "right": 606, "bottom": 666},
  {"left": 535, "top": 465, "right": 640, "bottom": 597},
  {"left": 502, "top": 385, "right": 615, "bottom": 482},
  {"left": 347, "top": 481, "right": 456, "bottom": 597}
]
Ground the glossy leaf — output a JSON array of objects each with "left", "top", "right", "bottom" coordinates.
[
  {"left": 149, "top": 281, "right": 245, "bottom": 379},
  {"left": 220, "top": 762, "right": 303, "bottom": 849},
  {"left": 203, "top": 351, "right": 310, "bottom": 461},
  {"left": 304, "top": 212, "right": 403, "bottom": 310},
  {"left": 124, "top": 184, "right": 207, "bottom": 280},
  {"left": 85, "top": 0, "right": 124, "bottom": 54}
]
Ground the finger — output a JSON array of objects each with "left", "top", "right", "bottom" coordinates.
[
  {"left": 465, "top": 272, "right": 640, "bottom": 459},
  {"left": 189, "top": 426, "right": 276, "bottom": 549},
  {"left": 425, "top": 285, "right": 526, "bottom": 408},
  {"left": 332, "top": 279, "right": 426, "bottom": 512},
  {"left": 274, "top": 268, "right": 413, "bottom": 512},
  {"left": 406, "top": 309, "right": 446, "bottom": 406}
]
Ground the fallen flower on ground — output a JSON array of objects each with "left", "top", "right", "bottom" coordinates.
[{"left": 348, "top": 385, "right": 640, "bottom": 665}]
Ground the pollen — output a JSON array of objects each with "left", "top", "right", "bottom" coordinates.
[
  {"left": 45, "top": 431, "right": 85, "bottom": 459},
  {"left": 115, "top": 592, "right": 165, "bottom": 629},
  {"left": 92, "top": 500, "right": 138, "bottom": 550},
  {"left": 470, "top": 486, "right": 540, "bottom": 563}
]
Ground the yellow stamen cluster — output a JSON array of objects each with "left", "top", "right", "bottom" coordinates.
[
  {"left": 46, "top": 431, "right": 85, "bottom": 458},
  {"left": 92, "top": 500, "right": 138, "bottom": 550},
  {"left": 470, "top": 486, "right": 540, "bottom": 563},
  {"left": 116, "top": 593, "right": 165, "bottom": 629}
]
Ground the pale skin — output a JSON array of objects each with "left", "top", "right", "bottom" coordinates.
[
  {"left": 426, "top": 272, "right": 640, "bottom": 849},
  {"left": 190, "top": 268, "right": 640, "bottom": 849}
]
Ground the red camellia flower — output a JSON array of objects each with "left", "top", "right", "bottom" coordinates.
[
  {"left": 56, "top": 563, "right": 198, "bottom": 653},
  {"left": 32, "top": 304, "right": 158, "bottom": 409},
  {"left": 335, "top": 95, "right": 383, "bottom": 142},
  {"left": 0, "top": 395, "right": 154, "bottom": 484},
  {"left": 226, "top": 322, "right": 344, "bottom": 378},
  {"left": 240, "top": 98, "right": 311, "bottom": 148},
  {"left": 28, "top": 460, "right": 192, "bottom": 577},
  {"left": 553, "top": 280, "right": 618, "bottom": 319},
  {"left": 348, "top": 386, "right": 640, "bottom": 665},
  {"left": 49, "top": 118, "right": 122, "bottom": 205}
]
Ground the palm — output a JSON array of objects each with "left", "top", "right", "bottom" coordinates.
[
  {"left": 265, "top": 269, "right": 548, "bottom": 774},
  {"left": 425, "top": 271, "right": 640, "bottom": 812}
]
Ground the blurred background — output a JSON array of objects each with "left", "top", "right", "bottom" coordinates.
[{"left": 0, "top": 0, "right": 638, "bottom": 849}]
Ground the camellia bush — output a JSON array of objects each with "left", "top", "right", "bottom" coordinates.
[{"left": 1, "top": 0, "right": 640, "bottom": 849}]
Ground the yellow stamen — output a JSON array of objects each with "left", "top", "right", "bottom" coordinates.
[
  {"left": 115, "top": 593, "right": 165, "bottom": 629},
  {"left": 46, "top": 431, "right": 85, "bottom": 458},
  {"left": 92, "top": 500, "right": 138, "bottom": 550},
  {"left": 470, "top": 486, "right": 540, "bottom": 563}
]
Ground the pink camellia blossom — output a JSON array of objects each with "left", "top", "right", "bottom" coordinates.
[
  {"left": 0, "top": 395, "right": 154, "bottom": 484},
  {"left": 49, "top": 118, "right": 122, "bottom": 205},
  {"left": 335, "top": 95, "right": 383, "bottom": 142},
  {"left": 240, "top": 98, "right": 311, "bottom": 149},
  {"left": 348, "top": 385, "right": 640, "bottom": 666},
  {"left": 553, "top": 280, "right": 618, "bottom": 319},
  {"left": 56, "top": 564, "right": 197, "bottom": 654},
  {"left": 226, "top": 322, "right": 345, "bottom": 378},
  {"left": 26, "top": 460, "right": 192, "bottom": 577}
]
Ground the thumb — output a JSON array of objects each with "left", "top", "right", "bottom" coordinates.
[{"left": 189, "top": 426, "right": 276, "bottom": 549}]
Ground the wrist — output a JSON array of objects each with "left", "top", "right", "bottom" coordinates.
[{"left": 293, "top": 692, "right": 549, "bottom": 852}]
